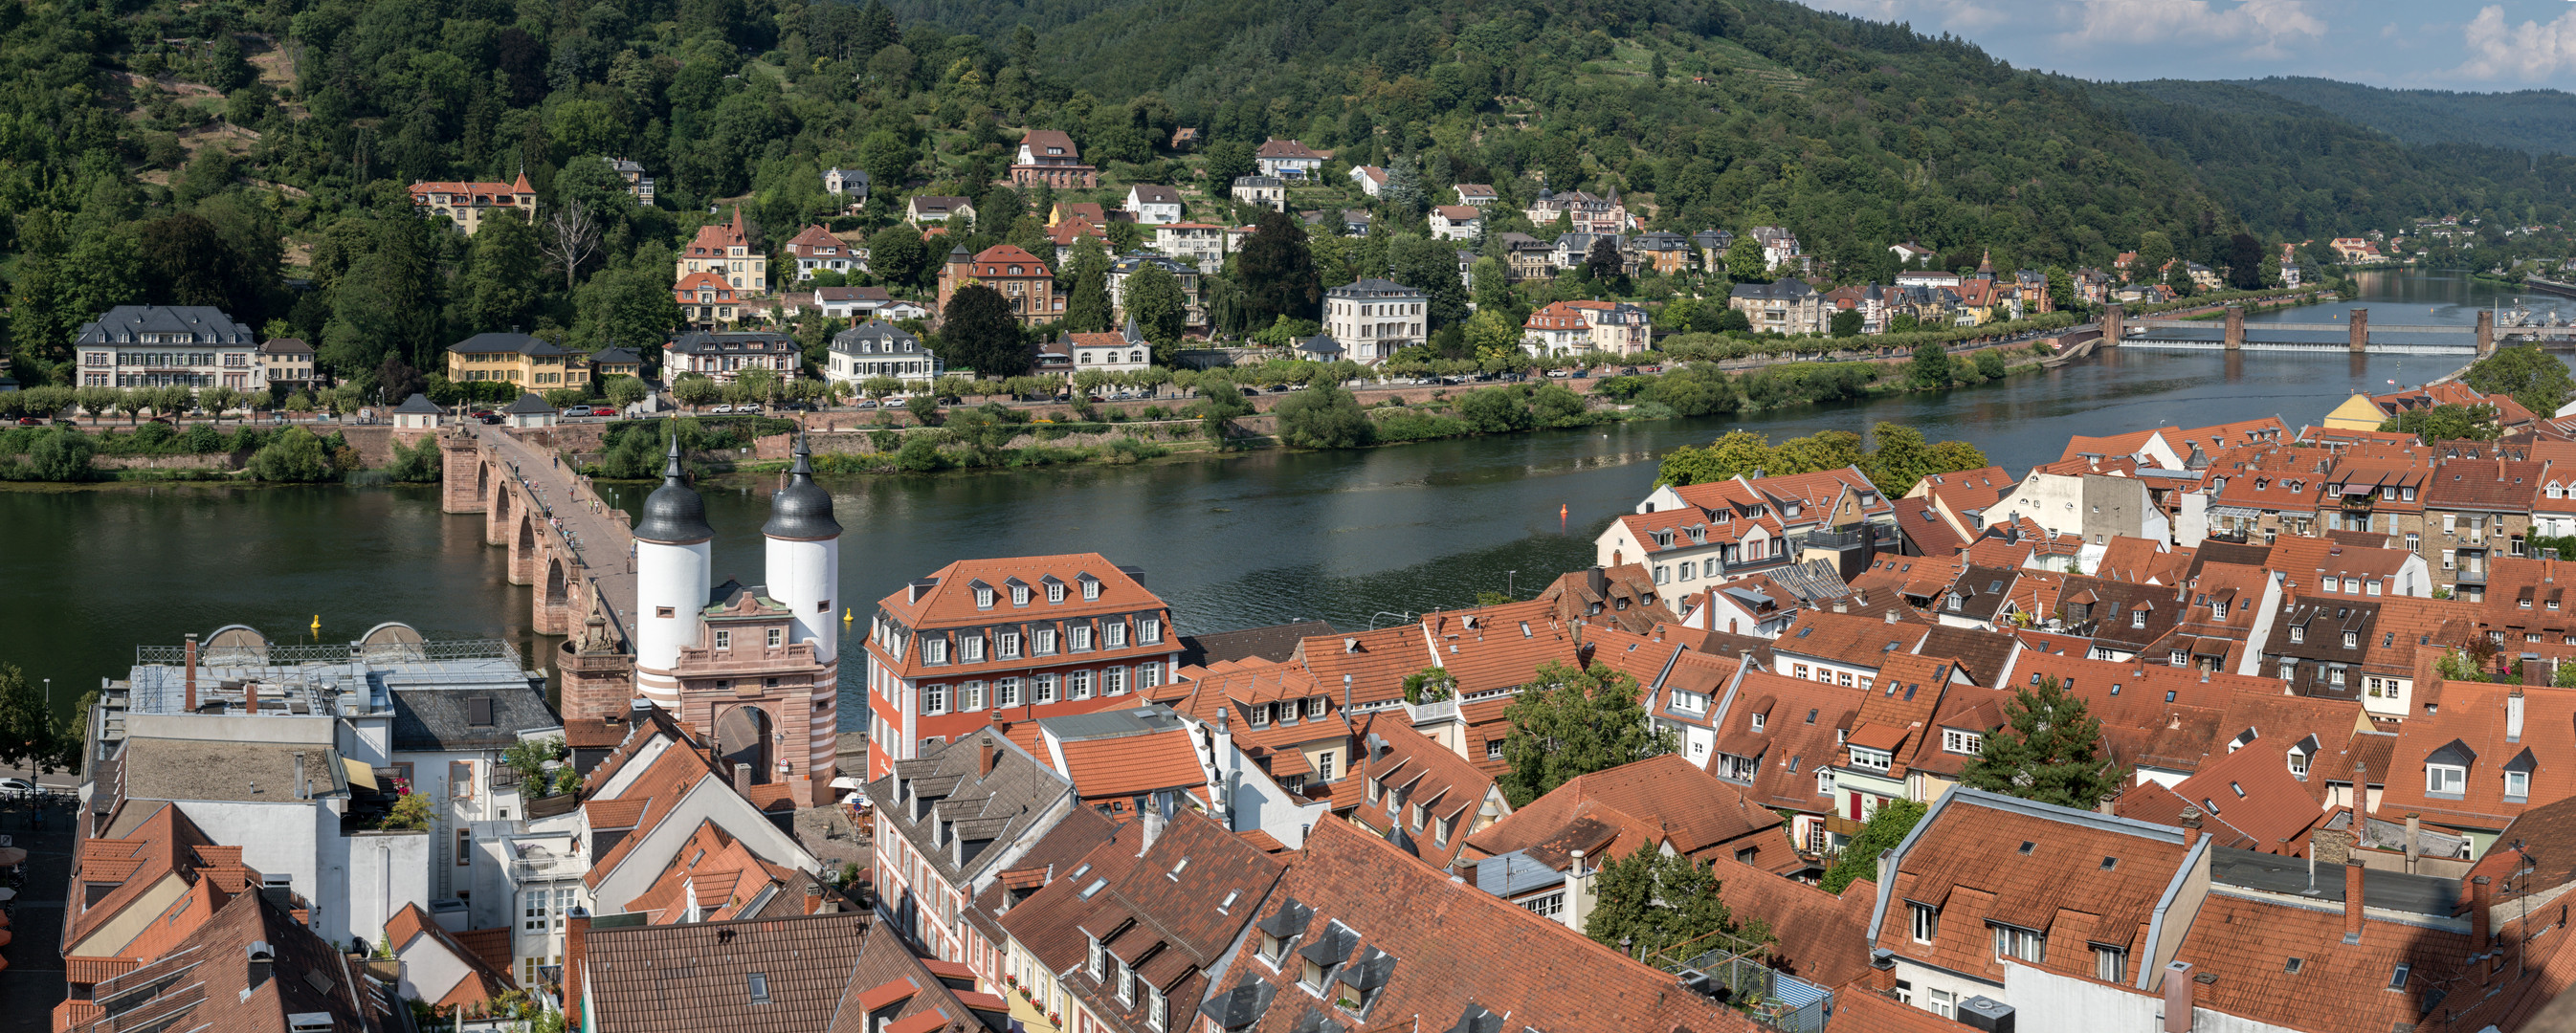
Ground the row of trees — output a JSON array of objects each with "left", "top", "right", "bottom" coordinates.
[{"left": 1655, "top": 424, "right": 1991, "bottom": 498}]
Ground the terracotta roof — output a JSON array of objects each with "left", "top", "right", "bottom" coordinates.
[
  {"left": 1347, "top": 713, "right": 1505, "bottom": 869},
  {"left": 628, "top": 820, "right": 797, "bottom": 924},
  {"left": 1877, "top": 791, "right": 2193, "bottom": 986},
  {"left": 1708, "top": 859, "right": 1878, "bottom": 989},
  {"left": 2171, "top": 892, "right": 2471, "bottom": 1032},
  {"left": 2378, "top": 681, "right": 2576, "bottom": 832},
  {"left": 1713, "top": 670, "right": 1859, "bottom": 813},
  {"left": 583, "top": 912, "right": 957, "bottom": 1033},
  {"left": 1224, "top": 821, "right": 1761, "bottom": 1033},
  {"left": 73, "top": 890, "right": 396, "bottom": 1033},
  {"left": 1463, "top": 754, "right": 1776, "bottom": 866},
  {"left": 63, "top": 804, "right": 258, "bottom": 957},
  {"left": 584, "top": 737, "right": 724, "bottom": 890},
  {"left": 2164, "top": 741, "right": 2329, "bottom": 852},
  {"left": 2095, "top": 537, "right": 2194, "bottom": 584},
  {"left": 385, "top": 903, "right": 518, "bottom": 1010},
  {"left": 874, "top": 554, "right": 1164, "bottom": 644},
  {"left": 1769, "top": 609, "right": 1928, "bottom": 672},
  {"left": 1047, "top": 723, "right": 1207, "bottom": 802}
]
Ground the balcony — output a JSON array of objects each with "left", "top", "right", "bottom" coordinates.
[
  {"left": 2455, "top": 567, "right": 2489, "bottom": 585},
  {"left": 1823, "top": 813, "right": 1868, "bottom": 839},
  {"left": 1402, "top": 697, "right": 1458, "bottom": 725}
]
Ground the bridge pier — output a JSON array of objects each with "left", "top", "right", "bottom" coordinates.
[
  {"left": 2349, "top": 308, "right": 2368, "bottom": 352},
  {"left": 2224, "top": 306, "right": 2244, "bottom": 350},
  {"left": 439, "top": 433, "right": 486, "bottom": 514},
  {"left": 2102, "top": 305, "right": 2123, "bottom": 346},
  {"left": 2477, "top": 309, "right": 2496, "bottom": 357},
  {"left": 485, "top": 473, "right": 512, "bottom": 546}
]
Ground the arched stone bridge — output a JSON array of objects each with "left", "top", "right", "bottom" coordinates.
[{"left": 437, "top": 426, "right": 640, "bottom": 645}]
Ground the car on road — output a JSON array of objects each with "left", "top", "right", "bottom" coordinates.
[
  {"left": 1545, "top": 369, "right": 1572, "bottom": 378},
  {"left": 477, "top": 413, "right": 503, "bottom": 425},
  {"left": 0, "top": 777, "right": 35, "bottom": 798},
  {"left": 14, "top": 417, "right": 41, "bottom": 426},
  {"left": 561, "top": 406, "right": 593, "bottom": 417},
  {"left": 709, "top": 404, "right": 734, "bottom": 413}
]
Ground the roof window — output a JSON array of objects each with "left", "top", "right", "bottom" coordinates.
[
  {"left": 748, "top": 973, "right": 771, "bottom": 1004},
  {"left": 2016, "top": 841, "right": 2035, "bottom": 855}
]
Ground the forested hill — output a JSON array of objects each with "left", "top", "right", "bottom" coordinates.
[
  {"left": 0, "top": 0, "right": 2548, "bottom": 390},
  {"left": 2229, "top": 77, "right": 2576, "bottom": 156},
  {"left": 2092, "top": 79, "right": 2576, "bottom": 239}
]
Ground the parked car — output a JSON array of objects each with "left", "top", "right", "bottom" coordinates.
[
  {"left": 477, "top": 414, "right": 503, "bottom": 425},
  {"left": 1546, "top": 369, "right": 1572, "bottom": 378},
  {"left": 561, "top": 406, "right": 592, "bottom": 417},
  {"left": 14, "top": 416, "right": 40, "bottom": 426},
  {"left": 0, "top": 777, "right": 35, "bottom": 798},
  {"left": 709, "top": 404, "right": 734, "bottom": 413}
]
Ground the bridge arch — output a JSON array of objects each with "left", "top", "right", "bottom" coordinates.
[
  {"left": 713, "top": 704, "right": 777, "bottom": 784},
  {"left": 476, "top": 460, "right": 490, "bottom": 502}
]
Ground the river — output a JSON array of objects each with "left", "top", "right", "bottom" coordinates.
[{"left": 0, "top": 271, "right": 2548, "bottom": 729}]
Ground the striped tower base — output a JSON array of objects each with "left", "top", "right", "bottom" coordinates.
[
  {"left": 806, "top": 669, "right": 840, "bottom": 790},
  {"left": 633, "top": 666, "right": 681, "bottom": 712}
]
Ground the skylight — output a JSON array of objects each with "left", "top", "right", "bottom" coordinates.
[
  {"left": 2100, "top": 857, "right": 2118, "bottom": 870},
  {"left": 2285, "top": 957, "right": 2303, "bottom": 974},
  {"left": 748, "top": 973, "right": 771, "bottom": 1004},
  {"left": 1079, "top": 879, "right": 1108, "bottom": 900},
  {"left": 2016, "top": 842, "right": 2035, "bottom": 855}
]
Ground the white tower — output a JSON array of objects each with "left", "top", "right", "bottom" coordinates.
[
  {"left": 764, "top": 432, "right": 843, "bottom": 790},
  {"left": 633, "top": 431, "right": 713, "bottom": 710}
]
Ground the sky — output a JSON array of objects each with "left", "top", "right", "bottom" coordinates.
[{"left": 1797, "top": 0, "right": 2576, "bottom": 91}]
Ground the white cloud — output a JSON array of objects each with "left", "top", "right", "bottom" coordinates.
[
  {"left": 2054, "top": 0, "right": 2328, "bottom": 57},
  {"left": 1800, "top": 0, "right": 2010, "bottom": 33},
  {"left": 2451, "top": 4, "right": 2576, "bottom": 81}
]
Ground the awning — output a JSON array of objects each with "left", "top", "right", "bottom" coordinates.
[
  {"left": 344, "top": 759, "right": 379, "bottom": 791},
  {"left": 2208, "top": 506, "right": 2263, "bottom": 519},
  {"left": 829, "top": 776, "right": 861, "bottom": 790}
]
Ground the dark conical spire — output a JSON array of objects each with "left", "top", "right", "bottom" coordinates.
[
  {"left": 764, "top": 430, "right": 841, "bottom": 540},
  {"left": 634, "top": 424, "right": 715, "bottom": 543}
]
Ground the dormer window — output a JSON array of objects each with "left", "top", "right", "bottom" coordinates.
[
  {"left": 2290, "top": 626, "right": 2304, "bottom": 644},
  {"left": 2343, "top": 631, "right": 2358, "bottom": 648},
  {"left": 1048, "top": 582, "right": 1066, "bottom": 604},
  {"left": 1751, "top": 712, "right": 1767, "bottom": 732},
  {"left": 1084, "top": 580, "right": 1102, "bottom": 600},
  {"left": 975, "top": 588, "right": 996, "bottom": 609},
  {"left": 1011, "top": 585, "right": 1031, "bottom": 606}
]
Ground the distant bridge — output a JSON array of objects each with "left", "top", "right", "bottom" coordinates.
[{"left": 2099, "top": 305, "right": 2569, "bottom": 356}]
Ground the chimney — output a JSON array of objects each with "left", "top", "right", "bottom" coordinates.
[
  {"left": 185, "top": 633, "right": 199, "bottom": 712},
  {"left": 246, "top": 940, "right": 275, "bottom": 989},
  {"left": 2352, "top": 761, "right": 2368, "bottom": 813},
  {"left": 2343, "top": 863, "right": 2366, "bottom": 944},
  {"left": 2471, "top": 875, "right": 2495, "bottom": 979},
  {"left": 1886, "top": 609, "right": 1901, "bottom": 625},
  {"left": 2509, "top": 687, "right": 2527, "bottom": 741},
  {"left": 1876, "top": 847, "right": 1896, "bottom": 890},
  {"left": 2405, "top": 813, "right": 2422, "bottom": 871},
  {"left": 245, "top": 680, "right": 259, "bottom": 716},
  {"left": 2162, "top": 961, "right": 2194, "bottom": 1033},
  {"left": 565, "top": 908, "right": 591, "bottom": 1031},
  {"left": 734, "top": 762, "right": 754, "bottom": 795},
  {"left": 980, "top": 736, "right": 998, "bottom": 778},
  {"left": 2180, "top": 807, "right": 2204, "bottom": 849},
  {"left": 1343, "top": 673, "right": 1353, "bottom": 717},
  {"left": 1567, "top": 848, "right": 1594, "bottom": 929},
  {"left": 1139, "top": 796, "right": 1166, "bottom": 856},
  {"left": 1867, "top": 949, "right": 1899, "bottom": 994},
  {"left": 1213, "top": 707, "right": 1236, "bottom": 825}
]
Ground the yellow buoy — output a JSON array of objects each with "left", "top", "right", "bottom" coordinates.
[{"left": 842, "top": 607, "right": 855, "bottom": 626}]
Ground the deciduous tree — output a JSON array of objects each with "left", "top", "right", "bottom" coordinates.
[
  {"left": 1498, "top": 660, "right": 1675, "bottom": 807},
  {"left": 1958, "top": 677, "right": 2125, "bottom": 809},
  {"left": 1586, "top": 848, "right": 1765, "bottom": 963},
  {"left": 1237, "top": 210, "right": 1321, "bottom": 325},
  {"left": 940, "top": 284, "right": 1032, "bottom": 378}
]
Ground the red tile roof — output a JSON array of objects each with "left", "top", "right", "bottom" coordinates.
[
  {"left": 1048, "top": 726, "right": 1207, "bottom": 802},
  {"left": 1347, "top": 713, "right": 1504, "bottom": 869},
  {"left": 1462, "top": 754, "right": 1778, "bottom": 866},
  {"left": 1224, "top": 821, "right": 1762, "bottom": 1033},
  {"left": 2172, "top": 892, "right": 2471, "bottom": 1032},
  {"left": 1877, "top": 792, "right": 2192, "bottom": 986}
]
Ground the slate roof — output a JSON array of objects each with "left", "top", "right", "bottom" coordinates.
[
  {"left": 504, "top": 393, "right": 557, "bottom": 415},
  {"left": 76, "top": 305, "right": 255, "bottom": 346},
  {"left": 867, "top": 725, "right": 1076, "bottom": 889},
  {"left": 448, "top": 331, "right": 569, "bottom": 356},
  {"left": 390, "top": 393, "right": 442, "bottom": 415},
  {"left": 1176, "top": 621, "right": 1337, "bottom": 668},
  {"left": 389, "top": 675, "right": 557, "bottom": 752}
]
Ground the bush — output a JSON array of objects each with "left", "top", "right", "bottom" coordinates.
[
  {"left": 385, "top": 433, "right": 444, "bottom": 483},
  {"left": 1455, "top": 386, "right": 1536, "bottom": 433},
  {"left": 895, "top": 435, "right": 948, "bottom": 472},
  {"left": 1275, "top": 382, "right": 1373, "bottom": 449},
  {"left": 1104, "top": 435, "right": 1169, "bottom": 463},
  {"left": 20, "top": 427, "right": 95, "bottom": 481},
  {"left": 248, "top": 427, "right": 338, "bottom": 483}
]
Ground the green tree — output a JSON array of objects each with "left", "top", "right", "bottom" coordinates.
[
  {"left": 1656, "top": 429, "right": 1773, "bottom": 486},
  {"left": 671, "top": 375, "right": 722, "bottom": 411},
  {"left": 1972, "top": 348, "right": 2010, "bottom": 381},
  {"left": 2463, "top": 344, "right": 2575, "bottom": 418},
  {"left": 941, "top": 284, "right": 1032, "bottom": 378},
  {"left": 859, "top": 129, "right": 916, "bottom": 187},
  {"left": 1862, "top": 423, "right": 1986, "bottom": 496},
  {"left": 1818, "top": 797, "right": 1926, "bottom": 894},
  {"left": 1388, "top": 236, "right": 1470, "bottom": 331},
  {"left": 1062, "top": 238, "right": 1115, "bottom": 333},
  {"left": 2134, "top": 231, "right": 2175, "bottom": 283},
  {"left": 868, "top": 225, "right": 932, "bottom": 288},
  {"left": 1462, "top": 309, "right": 1523, "bottom": 362},
  {"left": 1906, "top": 341, "right": 1954, "bottom": 389},
  {"left": 1585, "top": 848, "right": 1764, "bottom": 963},
  {"left": 603, "top": 376, "right": 649, "bottom": 410},
  {"left": 1584, "top": 237, "right": 1627, "bottom": 290},
  {"left": 383, "top": 433, "right": 444, "bottom": 483},
  {"left": 1401, "top": 667, "right": 1456, "bottom": 704},
  {"left": 1958, "top": 677, "right": 2125, "bottom": 809},
  {"left": 1202, "top": 140, "right": 1255, "bottom": 189},
  {"left": 1714, "top": 307, "right": 1752, "bottom": 333},
  {"left": 2381, "top": 403, "right": 2501, "bottom": 444},
  {"left": 248, "top": 427, "right": 338, "bottom": 482},
  {"left": 1724, "top": 236, "right": 1767, "bottom": 282},
  {"left": 0, "top": 663, "right": 62, "bottom": 772},
  {"left": 463, "top": 213, "right": 546, "bottom": 332},
  {"left": 1237, "top": 210, "right": 1322, "bottom": 324},
  {"left": 1830, "top": 309, "right": 1862, "bottom": 337},
  {"left": 24, "top": 426, "right": 96, "bottom": 481},
  {"left": 1123, "top": 260, "right": 1189, "bottom": 352},
  {"left": 1455, "top": 385, "right": 1534, "bottom": 433},
  {"left": 1497, "top": 661, "right": 1676, "bottom": 807},
  {"left": 1274, "top": 381, "right": 1371, "bottom": 449}
]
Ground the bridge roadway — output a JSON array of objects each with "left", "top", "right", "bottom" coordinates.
[{"left": 439, "top": 424, "right": 640, "bottom": 649}]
